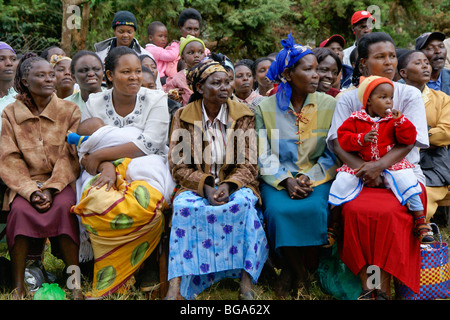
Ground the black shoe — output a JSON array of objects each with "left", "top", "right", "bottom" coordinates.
[{"left": 376, "top": 290, "right": 390, "bottom": 300}]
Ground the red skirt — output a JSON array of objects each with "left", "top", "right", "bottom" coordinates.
[
  {"left": 338, "top": 183, "right": 426, "bottom": 293},
  {"left": 6, "top": 186, "right": 79, "bottom": 258}
]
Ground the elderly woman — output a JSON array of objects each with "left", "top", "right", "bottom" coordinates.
[
  {"left": 398, "top": 50, "right": 450, "bottom": 222},
  {"left": 65, "top": 50, "right": 104, "bottom": 113},
  {"left": 326, "top": 32, "right": 429, "bottom": 300},
  {"left": 255, "top": 34, "right": 339, "bottom": 297},
  {"left": 166, "top": 58, "right": 268, "bottom": 300},
  {"left": 0, "top": 53, "right": 82, "bottom": 299},
  {"left": 71, "top": 46, "right": 172, "bottom": 298}
]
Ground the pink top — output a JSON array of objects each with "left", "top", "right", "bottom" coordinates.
[
  {"left": 145, "top": 42, "right": 179, "bottom": 78},
  {"left": 163, "top": 70, "right": 193, "bottom": 106}
]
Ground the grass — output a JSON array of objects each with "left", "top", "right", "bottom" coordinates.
[{"left": 1, "top": 222, "right": 449, "bottom": 301}]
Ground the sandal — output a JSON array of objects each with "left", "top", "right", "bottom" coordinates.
[{"left": 415, "top": 223, "right": 434, "bottom": 244}]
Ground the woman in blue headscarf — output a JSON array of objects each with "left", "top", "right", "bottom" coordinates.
[{"left": 254, "top": 33, "right": 339, "bottom": 297}]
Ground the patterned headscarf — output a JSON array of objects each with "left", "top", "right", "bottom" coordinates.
[
  {"left": 50, "top": 54, "right": 71, "bottom": 68},
  {"left": 185, "top": 58, "right": 227, "bottom": 102},
  {"left": 266, "top": 33, "right": 313, "bottom": 111}
]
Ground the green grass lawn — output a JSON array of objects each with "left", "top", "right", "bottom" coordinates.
[{"left": 1, "top": 222, "right": 449, "bottom": 300}]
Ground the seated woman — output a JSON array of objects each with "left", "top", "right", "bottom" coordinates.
[
  {"left": 166, "top": 58, "right": 268, "bottom": 300},
  {"left": 326, "top": 32, "right": 430, "bottom": 300},
  {"left": 311, "top": 47, "right": 342, "bottom": 97},
  {"left": 398, "top": 50, "right": 450, "bottom": 221},
  {"left": 255, "top": 34, "right": 339, "bottom": 298},
  {"left": 232, "top": 59, "right": 265, "bottom": 112},
  {"left": 70, "top": 46, "right": 172, "bottom": 298},
  {"left": 65, "top": 50, "right": 104, "bottom": 114},
  {"left": 0, "top": 53, "right": 82, "bottom": 299}
]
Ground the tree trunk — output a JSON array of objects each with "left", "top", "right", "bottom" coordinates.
[
  {"left": 61, "top": 0, "right": 71, "bottom": 54},
  {"left": 61, "top": 0, "right": 90, "bottom": 55}
]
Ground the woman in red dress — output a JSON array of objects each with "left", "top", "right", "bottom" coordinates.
[{"left": 326, "top": 32, "right": 430, "bottom": 300}]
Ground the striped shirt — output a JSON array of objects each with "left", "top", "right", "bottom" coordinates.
[{"left": 202, "top": 102, "right": 228, "bottom": 183}]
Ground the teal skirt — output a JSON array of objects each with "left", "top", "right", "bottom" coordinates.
[{"left": 260, "top": 180, "right": 332, "bottom": 251}]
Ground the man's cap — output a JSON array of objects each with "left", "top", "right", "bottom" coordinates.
[
  {"left": 351, "top": 10, "right": 375, "bottom": 25},
  {"left": 320, "top": 34, "right": 345, "bottom": 48},
  {"left": 415, "top": 32, "right": 446, "bottom": 50}
]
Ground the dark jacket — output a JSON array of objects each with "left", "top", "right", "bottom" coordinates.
[{"left": 441, "top": 68, "right": 450, "bottom": 96}]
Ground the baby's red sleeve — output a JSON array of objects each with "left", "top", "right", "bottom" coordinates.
[
  {"left": 337, "top": 117, "right": 367, "bottom": 152},
  {"left": 394, "top": 115, "right": 417, "bottom": 145}
]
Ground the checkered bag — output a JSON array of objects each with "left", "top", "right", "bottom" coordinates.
[{"left": 396, "top": 223, "right": 450, "bottom": 300}]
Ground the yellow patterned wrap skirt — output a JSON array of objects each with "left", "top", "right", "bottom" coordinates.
[{"left": 71, "top": 158, "right": 166, "bottom": 298}]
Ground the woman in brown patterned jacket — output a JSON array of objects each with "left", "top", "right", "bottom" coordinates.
[
  {"left": 165, "top": 58, "right": 268, "bottom": 300},
  {"left": 0, "top": 53, "right": 82, "bottom": 299}
]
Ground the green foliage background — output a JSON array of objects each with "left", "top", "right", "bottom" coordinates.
[{"left": 0, "top": 0, "right": 449, "bottom": 61}]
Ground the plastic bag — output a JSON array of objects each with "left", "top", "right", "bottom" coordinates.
[
  {"left": 317, "top": 244, "right": 361, "bottom": 300},
  {"left": 33, "top": 283, "right": 66, "bottom": 300}
]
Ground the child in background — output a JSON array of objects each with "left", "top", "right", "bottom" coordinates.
[
  {"left": 145, "top": 21, "right": 179, "bottom": 82},
  {"left": 327, "top": 76, "right": 434, "bottom": 245},
  {"left": 142, "top": 66, "right": 157, "bottom": 90},
  {"left": 163, "top": 35, "right": 206, "bottom": 106}
]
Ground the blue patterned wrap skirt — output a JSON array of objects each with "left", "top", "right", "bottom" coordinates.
[{"left": 168, "top": 187, "right": 269, "bottom": 300}]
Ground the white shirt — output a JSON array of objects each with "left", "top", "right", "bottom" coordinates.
[
  {"left": 82, "top": 87, "right": 170, "bottom": 156},
  {"left": 343, "top": 42, "right": 356, "bottom": 67},
  {"left": 326, "top": 82, "right": 429, "bottom": 184}
]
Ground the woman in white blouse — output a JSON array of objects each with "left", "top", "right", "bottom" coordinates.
[{"left": 73, "top": 46, "right": 172, "bottom": 298}]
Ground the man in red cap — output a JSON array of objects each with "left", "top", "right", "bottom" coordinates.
[
  {"left": 343, "top": 10, "right": 374, "bottom": 66},
  {"left": 320, "top": 34, "right": 353, "bottom": 89}
]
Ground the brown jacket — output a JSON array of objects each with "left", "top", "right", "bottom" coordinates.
[
  {"left": 168, "top": 98, "right": 260, "bottom": 202},
  {"left": 0, "top": 94, "right": 81, "bottom": 210}
]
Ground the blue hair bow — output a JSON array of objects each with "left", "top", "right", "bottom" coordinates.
[{"left": 266, "top": 33, "right": 313, "bottom": 111}]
